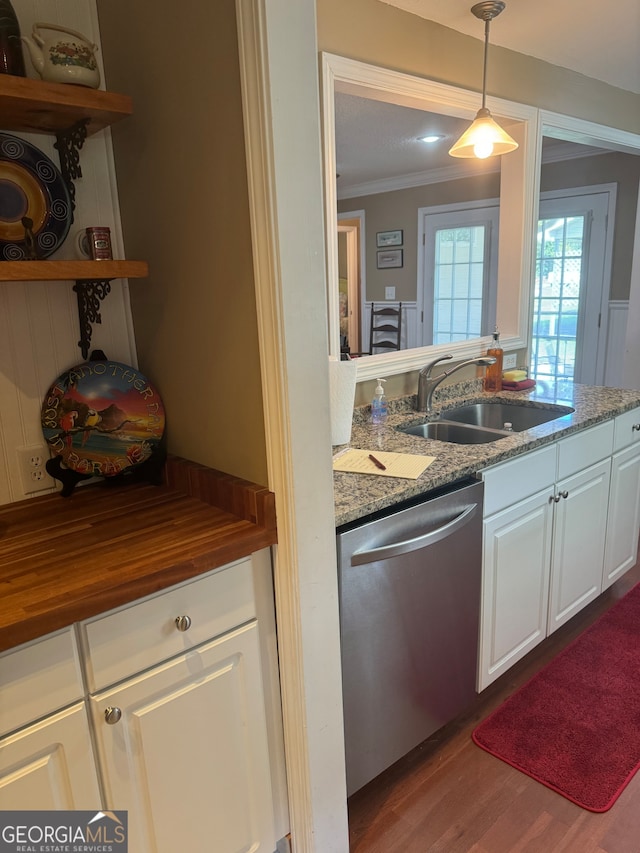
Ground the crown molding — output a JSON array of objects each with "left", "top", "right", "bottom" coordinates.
[
  {"left": 337, "top": 139, "right": 610, "bottom": 200},
  {"left": 337, "top": 159, "right": 498, "bottom": 199}
]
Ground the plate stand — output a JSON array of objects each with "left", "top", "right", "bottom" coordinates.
[{"left": 46, "top": 446, "right": 167, "bottom": 498}]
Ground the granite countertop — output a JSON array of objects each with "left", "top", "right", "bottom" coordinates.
[{"left": 334, "top": 380, "right": 640, "bottom": 527}]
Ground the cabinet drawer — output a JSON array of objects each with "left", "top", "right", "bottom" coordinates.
[
  {"left": 481, "top": 444, "right": 556, "bottom": 517},
  {"left": 0, "top": 627, "right": 83, "bottom": 737},
  {"left": 613, "top": 407, "right": 640, "bottom": 453},
  {"left": 557, "top": 420, "right": 613, "bottom": 480},
  {"left": 80, "top": 557, "right": 256, "bottom": 691}
]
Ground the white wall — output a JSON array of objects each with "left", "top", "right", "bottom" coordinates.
[{"left": 0, "top": 0, "right": 136, "bottom": 505}]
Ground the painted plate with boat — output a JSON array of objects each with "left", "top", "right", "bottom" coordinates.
[
  {"left": 41, "top": 360, "right": 166, "bottom": 477},
  {"left": 0, "top": 131, "right": 72, "bottom": 259}
]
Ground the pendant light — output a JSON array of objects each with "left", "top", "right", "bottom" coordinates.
[{"left": 449, "top": 1, "right": 518, "bottom": 159}]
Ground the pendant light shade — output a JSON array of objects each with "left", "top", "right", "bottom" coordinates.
[
  {"left": 449, "top": 107, "right": 518, "bottom": 159},
  {"left": 449, "top": 2, "right": 518, "bottom": 160}
]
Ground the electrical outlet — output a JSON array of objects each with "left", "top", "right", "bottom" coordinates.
[
  {"left": 17, "top": 445, "right": 56, "bottom": 494},
  {"left": 385, "top": 286, "right": 396, "bottom": 300},
  {"left": 503, "top": 353, "right": 517, "bottom": 370}
]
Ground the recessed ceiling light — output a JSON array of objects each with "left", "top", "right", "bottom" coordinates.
[{"left": 419, "top": 135, "right": 444, "bottom": 144}]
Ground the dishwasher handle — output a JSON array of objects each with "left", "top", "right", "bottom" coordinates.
[{"left": 350, "top": 503, "right": 479, "bottom": 566}]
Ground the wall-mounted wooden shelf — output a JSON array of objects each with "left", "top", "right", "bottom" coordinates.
[
  {"left": 0, "top": 260, "right": 148, "bottom": 281},
  {"left": 1, "top": 76, "right": 145, "bottom": 359},
  {"left": 0, "top": 73, "right": 132, "bottom": 136},
  {"left": 0, "top": 261, "right": 149, "bottom": 358}
]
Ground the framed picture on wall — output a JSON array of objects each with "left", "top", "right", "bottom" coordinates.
[
  {"left": 377, "top": 249, "right": 403, "bottom": 269},
  {"left": 376, "top": 229, "right": 403, "bottom": 247}
]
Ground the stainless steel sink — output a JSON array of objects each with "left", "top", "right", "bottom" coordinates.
[
  {"left": 441, "top": 401, "right": 575, "bottom": 432},
  {"left": 399, "top": 421, "right": 512, "bottom": 444},
  {"left": 398, "top": 401, "right": 575, "bottom": 444}
]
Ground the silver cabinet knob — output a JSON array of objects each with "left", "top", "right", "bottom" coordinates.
[
  {"left": 104, "top": 706, "right": 122, "bottom": 725},
  {"left": 633, "top": 424, "right": 640, "bottom": 432},
  {"left": 175, "top": 615, "right": 192, "bottom": 632},
  {"left": 560, "top": 490, "right": 569, "bottom": 499}
]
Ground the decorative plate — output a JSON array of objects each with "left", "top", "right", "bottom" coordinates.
[
  {"left": 41, "top": 360, "right": 166, "bottom": 477},
  {"left": 0, "top": 132, "right": 72, "bottom": 260}
]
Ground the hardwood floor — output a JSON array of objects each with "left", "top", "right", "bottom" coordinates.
[{"left": 348, "top": 562, "right": 640, "bottom": 853}]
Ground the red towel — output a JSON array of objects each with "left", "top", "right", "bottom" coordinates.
[{"left": 501, "top": 378, "right": 536, "bottom": 391}]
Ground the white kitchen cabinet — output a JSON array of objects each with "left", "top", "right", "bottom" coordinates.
[
  {"left": 89, "top": 622, "right": 275, "bottom": 853},
  {"left": 79, "top": 556, "right": 256, "bottom": 693},
  {"left": 603, "top": 407, "right": 640, "bottom": 590},
  {"left": 547, "top": 422, "right": 614, "bottom": 632},
  {"left": 479, "top": 444, "right": 556, "bottom": 690},
  {"left": 0, "top": 703, "right": 101, "bottom": 809},
  {"left": 479, "top": 421, "right": 614, "bottom": 689},
  {"left": 0, "top": 627, "right": 84, "bottom": 738},
  {"left": 80, "top": 551, "right": 283, "bottom": 853},
  {"left": 0, "top": 550, "right": 286, "bottom": 851},
  {"left": 0, "top": 628, "right": 101, "bottom": 809},
  {"left": 547, "top": 458, "right": 611, "bottom": 632},
  {"left": 479, "top": 487, "right": 553, "bottom": 690}
]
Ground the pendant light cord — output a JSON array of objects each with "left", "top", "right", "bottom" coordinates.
[{"left": 481, "top": 18, "right": 490, "bottom": 110}]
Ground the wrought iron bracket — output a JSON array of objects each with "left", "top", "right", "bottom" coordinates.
[
  {"left": 74, "top": 279, "right": 113, "bottom": 360},
  {"left": 55, "top": 118, "right": 90, "bottom": 217}
]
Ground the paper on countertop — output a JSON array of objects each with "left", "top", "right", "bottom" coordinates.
[{"left": 332, "top": 448, "right": 435, "bottom": 479}]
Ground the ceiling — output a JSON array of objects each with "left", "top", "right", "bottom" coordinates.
[
  {"left": 334, "top": 92, "right": 600, "bottom": 198},
  {"left": 334, "top": 2, "right": 640, "bottom": 198},
  {"left": 379, "top": 0, "right": 640, "bottom": 95},
  {"left": 335, "top": 93, "right": 488, "bottom": 195}
]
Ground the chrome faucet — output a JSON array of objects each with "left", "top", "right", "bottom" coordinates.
[{"left": 416, "top": 354, "right": 497, "bottom": 413}]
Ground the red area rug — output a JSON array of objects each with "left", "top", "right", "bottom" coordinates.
[{"left": 472, "top": 582, "right": 640, "bottom": 812}]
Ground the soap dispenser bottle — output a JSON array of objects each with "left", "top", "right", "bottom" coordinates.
[
  {"left": 484, "top": 329, "right": 503, "bottom": 392},
  {"left": 371, "top": 378, "right": 388, "bottom": 424}
]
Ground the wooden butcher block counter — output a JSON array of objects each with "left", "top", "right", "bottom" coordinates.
[{"left": 0, "top": 457, "right": 277, "bottom": 652}]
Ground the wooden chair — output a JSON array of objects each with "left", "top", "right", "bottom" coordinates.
[{"left": 369, "top": 302, "right": 402, "bottom": 353}]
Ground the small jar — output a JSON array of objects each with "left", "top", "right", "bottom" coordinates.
[{"left": 86, "top": 227, "right": 112, "bottom": 260}]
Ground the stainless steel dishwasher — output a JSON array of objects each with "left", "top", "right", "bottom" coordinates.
[{"left": 337, "top": 478, "right": 483, "bottom": 796}]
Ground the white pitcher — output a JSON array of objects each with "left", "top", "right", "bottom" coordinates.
[{"left": 21, "top": 23, "right": 100, "bottom": 88}]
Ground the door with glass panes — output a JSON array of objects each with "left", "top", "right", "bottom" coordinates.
[
  {"left": 533, "top": 189, "right": 612, "bottom": 395},
  {"left": 419, "top": 202, "right": 499, "bottom": 347}
]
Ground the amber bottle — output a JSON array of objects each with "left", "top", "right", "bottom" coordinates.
[
  {"left": 484, "top": 329, "right": 503, "bottom": 392},
  {"left": 0, "top": 0, "right": 26, "bottom": 77}
]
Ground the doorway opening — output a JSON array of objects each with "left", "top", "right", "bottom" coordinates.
[{"left": 338, "top": 211, "right": 365, "bottom": 355}]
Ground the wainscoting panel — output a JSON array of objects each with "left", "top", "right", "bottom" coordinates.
[{"left": 604, "top": 301, "right": 628, "bottom": 388}]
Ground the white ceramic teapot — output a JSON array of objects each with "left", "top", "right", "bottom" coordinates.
[{"left": 21, "top": 23, "right": 100, "bottom": 88}]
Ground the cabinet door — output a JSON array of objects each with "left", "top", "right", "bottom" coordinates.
[
  {"left": 0, "top": 703, "right": 101, "bottom": 810},
  {"left": 90, "top": 621, "right": 275, "bottom": 853},
  {"left": 548, "top": 459, "right": 611, "bottom": 634},
  {"left": 479, "top": 489, "right": 553, "bottom": 691},
  {"left": 603, "top": 444, "right": 640, "bottom": 590}
]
